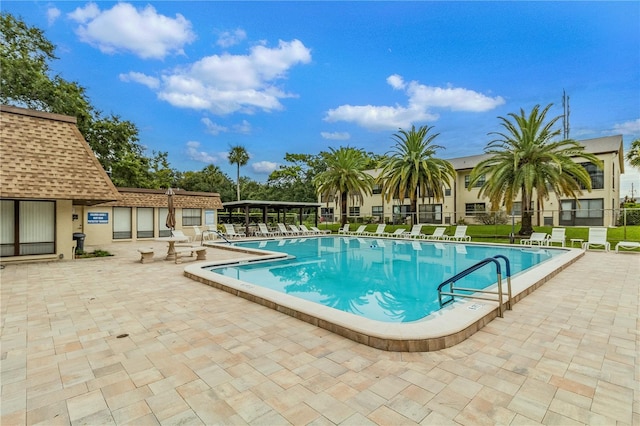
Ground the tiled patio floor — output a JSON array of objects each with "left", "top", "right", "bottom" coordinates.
[{"left": 1, "top": 241, "right": 638, "bottom": 425}]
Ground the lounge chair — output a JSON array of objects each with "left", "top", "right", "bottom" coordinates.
[
  {"left": 423, "top": 227, "right": 446, "bottom": 240},
  {"left": 337, "top": 224, "right": 350, "bottom": 234},
  {"left": 615, "top": 241, "right": 640, "bottom": 253},
  {"left": 310, "top": 226, "right": 331, "bottom": 235},
  {"left": 298, "top": 224, "right": 317, "bottom": 235},
  {"left": 347, "top": 225, "right": 367, "bottom": 236},
  {"left": 520, "top": 232, "right": 548, "bottom": 246},
  {"left": 444, "top": 225, "right": 471, "bottom": 242},
  {"left": 404, "top": 224, "right": 424, "bottom": 239},
  {"left": 289, "top": 224, "right": 306, "bottom": 236},
  {"left": 385, "top": 228, "right": 407, "bottom": 238},
  {"left": 582, "top": 228, "right": 610, "bottom": 252},
  {"left": 192, "top": 226, "right": 204, "bottom": 242},
  {"left": 256, "top": 223, "right": 278, "bottom": 238},
  {"left": 365, "top": 224, "right": 386, "bottom": 236},
  {"left": 277, "top": 223, "right": 295, "bottom": 236},
  {"left": 222, "top": 223, "right": 245, "bottom": 239},
  {"left": 546, "top": 228, "right": 566, "bottom": 247},
  {"left": 171, "top": 229, "right": 192, "bottom": 242}
]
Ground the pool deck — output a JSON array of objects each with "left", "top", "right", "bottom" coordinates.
[{"left": 1, "top": 240, "right": 638, "bottom": 425}]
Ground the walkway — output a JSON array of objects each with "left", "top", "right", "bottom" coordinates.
[{"left": 1, "top": 241, "right": 638, "bottom": 425}]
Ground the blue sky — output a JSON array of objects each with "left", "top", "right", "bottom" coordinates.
[{"left": 5, "top": 1, "right": 640, "bottom": 196}]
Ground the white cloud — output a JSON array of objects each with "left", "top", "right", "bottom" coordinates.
[
  {"left": 68, "top": 2, "right": 195, "bottom": 59},
  {"left": 119, "top": 71, "right": 160, "bottom": 89},
  {"left": 47, "top": 7, "right": 61, "bottom": 25},
  {"left": 233, "top": 120, "right": 252, "bottom": 134},
  {"left": 321, "top": 131, "right": 351, "bottom": 140},
  {"left": 131, "top": 39, "right": 311, "bottom": 115},
  {"left": 217, "top": 28, "right": 247, "bottom": 48},
  {"left": 185, "top": 141, "right": 227, "bottom": 164},
  {"left": 201, "top": 118, "right": 228, "bottom": 135},
  {"left": 613, "top": 118, "right": 640, "bottom": 135},
  {"left": 252, "top": 161, "right": 279, "bottom": 174},
  {"left": 325, "top": 74, "right": 505, "bottom": 131}
]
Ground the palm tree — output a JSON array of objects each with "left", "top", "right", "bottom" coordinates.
[
  {"left": 314, "top": 147, "right": 374, "bottom": 225},
  {"left": 626, "top": 138, "right": 640, "bottom": 169},
  {"left": 228, "top": 145, "right": 249, "bottom": 201},
  {"left": 378, "top": 125, "right": 455, "bottom": 226},
  {"left": 469, "top": 104, "right": 602, "bottom": 235}
]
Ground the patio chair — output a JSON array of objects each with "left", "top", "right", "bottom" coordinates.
[
  {"left": 289, "top": 224, "right": 306, "bottom": 236},
  {"left": 404, "top": 224, "right": 424, "bottom": 239},
  {"left": 520, "top": 232, "right": 548, "bottom": 246},
  {"left": 277, "top": 223, "right": 295, "bottom": 236},
  {"left": 546, "top": 228, "right": 566, "bottom": 247},
  {"left": 385, "top": 228, "right": 407, "bottom": 238},
  {"left": 171, "top": 229, "right": 192, "bottom": 242},
  {"left": 222, "top": 223, "right": 245, "bottom": 239},
  {"left": 337, "top": 224, "right": 350, "bottom": 234},
  {"left": 423, "top": 227, "right": 446, "bottom": 240},
  {"left": 365, "top": 224, "right": 386, "bottom": 236},
  {"left": 299, "top": 224, "right": 319, "bottom": 235},
  {"left": 256, "top": 223, "right": 278, "bottom": 238},
  {"left": 444, "top": 225, "right": 471, "bottom": 242},
  {"left": 582, "top": 227, "right": 610, "bottom": 252},
  {"left": 192, "top": 226, "right": 204, "bottom": 242},
  {"left": 310, "top": 226, "right": 331, "bottom": 235},
  {"left": 347, "top": 225, "right": 367, "bottom": 236}
]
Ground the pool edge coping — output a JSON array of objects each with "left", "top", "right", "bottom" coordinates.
[{"left": 185, "top": 239, "right": 584, "bottom": 352}]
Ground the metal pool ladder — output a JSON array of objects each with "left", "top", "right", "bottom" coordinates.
[{"left": 437, "top": 255, "right": 513, "bottom": 318}]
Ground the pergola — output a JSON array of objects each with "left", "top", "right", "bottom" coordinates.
[{"left": 221, "top": 200, "right": 323, "bottom": 236}]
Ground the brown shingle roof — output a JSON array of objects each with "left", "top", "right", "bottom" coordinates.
[
  {"left": 0, "top": 105, "right": 120, "bottom": 205},
  {"left": 100, "top": 188, "right": 223, "bottom": 209}
]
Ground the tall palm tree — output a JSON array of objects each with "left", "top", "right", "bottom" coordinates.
[
  {"left": 469, "top": 104, "right": 602, "bottom": 235},
  {"left": 314, "top": 147, "right": 374, "bottom": 225},
  {"left": 378, "top": 125, "right": 455, "bottom": 226},
  {"left": 626, "top": 138, "right": 640, "bottom": 169},
  {"left": 228, "top": 145, "right": 249, "bottom": 201}
]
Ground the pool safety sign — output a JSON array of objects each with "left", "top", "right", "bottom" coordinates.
[{"left": 87, "top": 212, "right": 109, "bottom": 224}]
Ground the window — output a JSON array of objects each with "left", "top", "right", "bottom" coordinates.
[
  {"left": 418, "top": 204, "right": 442, "bottom": 223},
  {"left": 349, "top": 206, "right": 360, "bottom": 216},
  {"left": 372, "top": 184, "right": 382, "bottom": 195},
  {"left": 580, "top": 162, "right": 604, "bottom": 190},
  {"left": 182, "top": 208, "right": 202, "bottom": 226},
  {"left": 444, "top": 188, "right": 451, "bottom": 196},
  {"left": 576, "top": 199, "right": 604, "bottom": 219},
  {"left": 113, "top": 207, "right": 132, "bottom": 239},
  {"left": 464, "top": 174, "right": 485, "bottom": 189},
  {"left": 137, "top": 208, "right": 154, "bottom": 238},
  {"left": 372, "top": 206, "right": 383, "bottom": 220},
  {"left": 320, "top": 207, "right": 334, "bottom": 222},
  {"left": 1, "top": 200, "right": 55, "bottom": 257},
  {"left": 465, "top": 203, "right": 486, "bottom": 216},
  {"left": 158, "top": 208, "right": 171, "bottom": 237}
]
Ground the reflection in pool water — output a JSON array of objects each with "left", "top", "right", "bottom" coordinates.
[{"left": 208, "top": 237, "right": 562, "bottom": 323}]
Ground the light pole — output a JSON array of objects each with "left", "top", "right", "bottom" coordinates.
[{"left": 509, "top": 207, "right": 515, "bottom": 244}]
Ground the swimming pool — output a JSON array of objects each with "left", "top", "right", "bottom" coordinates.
[
  {"left": 186, "top": 236, "right": 583, "bottom": 351},
  {"left": 207, "top": 237, "right": 562, "bottom": 322}
]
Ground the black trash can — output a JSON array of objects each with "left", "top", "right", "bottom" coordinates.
[{"left": 73, "top": 232, "right": 86, "bottom": 253}]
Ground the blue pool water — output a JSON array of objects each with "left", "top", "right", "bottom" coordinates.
[{"left": 208, "top": 237, "right": 563, "bottom": 323}]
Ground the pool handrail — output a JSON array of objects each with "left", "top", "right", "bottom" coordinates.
[{"left": 437, "top": 255, "right": 513, "bottom": 317}]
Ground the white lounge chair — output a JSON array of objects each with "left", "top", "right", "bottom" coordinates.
[
  {"left": 171, "top": 229, "right": 192, "bottom": 242},
  {"left": 277, "top": 223, "right": 295, "bottom": 236},
  {"left": 615, "top": 241, "right": 640, "bottom": 253},
  {"left": 256, "top": 223, "right": 278, "bottom": 238},
  {"left": 337, "top": 224, "right": 350, "bottom": 234},
  {"left": 445, "top": 225, "right": 471, "bottom": 242},
  {"left": 546, "top": 228, "right": 566, "bottom": 247},
  {"left": 222, "top": 223, "right": 245, "bottom": 239},
  {"left": 289, "top": 224, "right": 306, "bottom": 236},
  {"left": 404, "top": 224, "right": 424, "bottom": 239},
  {"left": 385, "top": 228, "right": 407, "bottom": 238},
  {"left": 347, "top": 225, "right": 367, "bottom": 236},
  {"left": 520, "top": 232, "right": 548, "bottom": 246},
  {"left": 365, "top": 224, "right": 386, "bottom": 236},
  {"left": 424, "top": 227, "right": 446, "bottom": 240},
  {"left": 310, "top": 226, "right": 331, "bottom": 235},
  {"left": 298, "top": 224, "right": 316, "bottom": 235},
  {"left": 192, "top": 226, "right": 204, "bottom": 242},
  {"left": 582, "top": 228, "right": 610, "bottom": 252}
]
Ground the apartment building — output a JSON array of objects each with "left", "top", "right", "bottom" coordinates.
[{"left": 320, "top": 135, "right": 624, "bottom": 227}]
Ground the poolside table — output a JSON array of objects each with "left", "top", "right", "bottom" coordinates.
[{"left": 155, "top": 236, "right": 190, "bottom": 261}]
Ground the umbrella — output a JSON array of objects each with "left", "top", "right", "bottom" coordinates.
[{"left": 165, "top": 187, "right": 176, "bottom": 231}]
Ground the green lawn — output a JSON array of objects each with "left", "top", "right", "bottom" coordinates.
[{"left": 312, "top": 222, "right": 640, "bottom": 251}]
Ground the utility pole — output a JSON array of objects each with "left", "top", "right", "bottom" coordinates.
[{"left": 562, "top": 90, "right": 570, "bottom": 139}]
